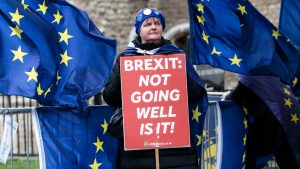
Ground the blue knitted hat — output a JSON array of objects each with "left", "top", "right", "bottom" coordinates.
[{"left": 134, "top": 8, "right": 166, "bottom": 35}]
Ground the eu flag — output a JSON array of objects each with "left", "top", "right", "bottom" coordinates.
[
  {"left": 190, "top": 99, "right": 248, "bottom": 169},
  {"left": 197, "top": 101, "right": 248, "bottom": 169},
  {"left": 0, "top": 0, "right": 117, "bottom": 109},
  {"left": 32, "top": 106, "right": 119, "bottom": 169},
  {"left": 187, "top": 0, "right": 299, "bottom": 84},
  {"left": 278, "top": 2, "right": 300, "bottom": 165},
  {"left": 218, "top": 101, "right": 248, "bottom": 169},
  {"left": 279, "top": 0, "right": 300, "bottom": 99},
  {"left": 189, "top": 101, "right": 207, "bottom": 168},
  {"left": 239, "top": 75, "right": 300, "bottom": 168},
  {"left": 290, "top": 70, "right": 300, "bottom": 101}
]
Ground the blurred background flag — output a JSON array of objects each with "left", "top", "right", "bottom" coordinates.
[
  {"left": 0, "top": 0, "right": 117, "bottom": 109},
  {"left": 239, "top": 75, "right": 300, "bottom": 167},
  {"left": 32, "top": 106, "right": 119, "bottom": 169},
  {"left": 187, "top": 0, "right": 299, "bottom": 85}
]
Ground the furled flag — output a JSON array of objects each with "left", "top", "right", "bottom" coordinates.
[
  {"left": 0, "top": 0, "right": 117, "bottom": 109},
  {"left": 279, "top": 0, "right": 300, "bottom": 99},
  {"left": 32, "top": 106, "right": 119, "bottom": 169},
  {"left": 187, "top": 0, "right": 299, "bottom": 84},
  {"left": 218, "top": 101, "right": 248, "bottom": 169}
]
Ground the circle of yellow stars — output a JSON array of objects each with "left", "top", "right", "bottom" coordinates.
[
  {"left": 194, "top": 2, "right": 246, "bottom": 68},
  {"left": 6, "top": 1, "right": 75, "bottom": 98},
  {"left": 193, "top": 1, "right": 289, "bottom": 70}
]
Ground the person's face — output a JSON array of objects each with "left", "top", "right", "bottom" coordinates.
[{"left": 139, "top": 17, "right": 163, "bottom": 44}]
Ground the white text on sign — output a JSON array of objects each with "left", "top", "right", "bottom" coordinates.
[{"left": 124, "top": 57, "right": 182, "bottom": 71}]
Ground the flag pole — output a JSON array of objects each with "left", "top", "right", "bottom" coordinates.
[{"left": 155, "top": 148, "right": 160, "bottom": 169}]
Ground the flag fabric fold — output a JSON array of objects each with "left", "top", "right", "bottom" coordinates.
[
  {"left": 189, "top": 101, "right": 207, "bottom": 168},
  {"left": 218, "top": 101, "right": 248, "bottom": 169},
  {"left": 187, "top": 0, "right": 299, "bottom": 84},
  {"left": 0, "top": 0, "right": 117, "bottom": 109},
  {"left": 239, "top": 75, "right": 300, "bottom": 168}
]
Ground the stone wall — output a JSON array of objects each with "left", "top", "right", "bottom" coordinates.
[
  {"left": 68, "top": 0, "right": 281, "bottom": 90},
  {"left": 69, "top": 0, "right": 280, "bottom": 49},
  {"left": 251, "top": 0, "right": 281, "bottom": 26}
]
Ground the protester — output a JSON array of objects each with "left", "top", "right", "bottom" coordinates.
[
  {"left": 222, "top": 74, "right": 299, "bottom": 169},
  {"left": 102, "top": 8, "right": 207, "bottom": 169}
]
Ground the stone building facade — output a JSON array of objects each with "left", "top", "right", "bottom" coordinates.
[{"left": 69, "top": 0, "right": 281, "bottom": 91}]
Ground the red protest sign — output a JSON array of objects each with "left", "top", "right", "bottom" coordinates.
[{"left": 120, "top": 54, "right": 190, "bottom": 150}]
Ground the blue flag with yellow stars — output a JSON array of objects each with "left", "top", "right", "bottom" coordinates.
[
  {"left": 189, "top": 101, "right": 207, "bottom": 168},
  {"left": 32, "top": 106, "right": 119, "bottom": 169},
  {"left": 197, "top": 101, "right": 248, "bottom": 169},
  {"left": 239, "top": 75, "right": 300, "bottom": 168},
  {"left": 33, "top": 103, "right": 208, "bottom": 169},
  {"left": 187, "top": 0, "right": 299, "bottom": 85},
  {"left": 290, "top": 70, "right": 300, "bottom": 101},
  {"left": 279, "top": 0, "right": 300, "bottom": 100},
  {"left": 218, "top": 101, "right": 249, "bottom": 169},
  {"left": 0, "top": 0, "right": 117, "bottom": 109}
]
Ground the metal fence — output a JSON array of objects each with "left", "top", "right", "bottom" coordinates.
[
  {"left": 0, "top": 108, "right": 38, "bottom": 169},
  {"left": 0, "top": 108, "right": 37, "bottom": 156},
  {"left": 0, "top": 95, "right": 39, "bottom": 108}
]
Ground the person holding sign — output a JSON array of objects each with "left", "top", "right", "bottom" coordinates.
[{"left": 103, "top": 8, "right": 207, "bottom": 169}]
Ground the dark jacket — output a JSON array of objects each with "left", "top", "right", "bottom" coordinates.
[{"left": 102, "top": 37, "right": 205, "bottom": 169}]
